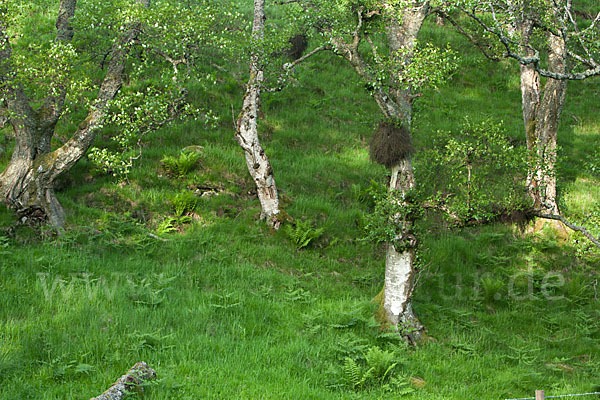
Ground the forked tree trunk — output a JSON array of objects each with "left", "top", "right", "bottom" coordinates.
[
  {"left": 530, "top": 33, "right": 567, "bottom": 215},
  {"left": 235, "top": 0, "right": 280, "bottom": 229},
  {"left": 0, "top": 0, "right": 143, "bottom": 229},
  {"left": 516, "top": 20, "right": 567, "bottom": 215}
]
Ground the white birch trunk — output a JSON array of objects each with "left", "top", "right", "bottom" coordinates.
[
  {"left": 90, "top": 362, "right": 156, "bottom": 400},
  {"left": 383, "top": 160, "right": 422, "bottom": 337},
  {"left": 235, "top": 0, "right": 280, "bottom": 229},
  {"left": 380, "top": 5, "right": 428, "bottom": 337},
  {"left": 328, "top": 3, "right": 428, "bottom": 338}
]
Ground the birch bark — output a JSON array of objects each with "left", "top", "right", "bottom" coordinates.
[
  {"left": 514, "top": 19, "right": 567, "bottom": 215},
  {"left": 330, "top": 2, "right": 429, "bottom": 337},
  {"left": 235, "top": 0, "right": 281, "bottom": 229}
]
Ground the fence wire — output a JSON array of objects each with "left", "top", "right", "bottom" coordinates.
[{"left": 505, "top": 392, "right": 600, "bottom": 400}]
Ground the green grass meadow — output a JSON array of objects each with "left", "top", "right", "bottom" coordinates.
[{"left": 1, "top": 17, "right": 599, "bottom": 400}]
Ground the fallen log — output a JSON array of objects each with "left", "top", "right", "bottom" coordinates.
[{"left": 90, "top": 362, "right": 156, "bottom": 400}]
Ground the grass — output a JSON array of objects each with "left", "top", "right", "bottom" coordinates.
[{"left": 0, "top": 11, "right": 600, "bottom": 400}]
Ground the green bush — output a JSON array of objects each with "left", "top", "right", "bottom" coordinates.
[
  {"left": 417, "top": 118, "right": 529, "bottom": 223},
  {"left": 352, "top": 179, "right": 387, "bottom": 209}
]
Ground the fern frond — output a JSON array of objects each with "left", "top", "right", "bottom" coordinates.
[
  {"left": 161, "top": 150, "right": 201, "bottom": 177},
  {"left": 360, "top": 366, "right": 375, "bottom": 388},
  {"left": 382, "top": 362, "right": 398, "bottom": 382},
  {"left": 284, "top": 220, "right": 325, "bottom": 249},
  {"left": 343, "top": 357, "right": 361, "bottom": 388}
]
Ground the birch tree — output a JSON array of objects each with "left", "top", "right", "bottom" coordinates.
[
  {"left": 287, "top": 0, "right": 456, "bottom": 340},
  {"left": 0, "top": 0, "right": 218, "bottom": 229},
  {"left": 453, "top": 0, "right": 600, "bottom": 216},
  {"left": 235, "top": 0, "right": 281, "bottom": 229},
  {"left": 0, "top": 0, "right": 145, "bottom": 229}
]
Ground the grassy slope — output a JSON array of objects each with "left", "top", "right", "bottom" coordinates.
[{"left": 0, "top": 16, "right": 599, "bottom": 400}]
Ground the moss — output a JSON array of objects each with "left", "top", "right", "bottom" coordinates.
[
  {"left": 369, "top": 121, "right": 413, "bottom": 168},
  {"left": 78, "top": 113, "right": 94, "bottom": 131},
  {"left": 274, "top": 208, "right": 293, "bottom": 224},
  {"left": 372, "top": 287, "right": 388, "bottom": 328},
  {"left": 526, "top": 119, "right": 537, "bottom": 146},
  {"left": 33, "top": 151, "right": 60, "bottom": 173}
]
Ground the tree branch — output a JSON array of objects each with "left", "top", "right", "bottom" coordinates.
[
  {"left": 37, "top": 0, "right": 77, "bottom": 139},
  {"left": 40, "top": 11, "right": 144, "bottom": 181},
  {"left": 461, "top": 6, "right": 600, "bottom": 80},
  {"left": 0, "top": 103, "right": 8, "bottom": 129},
  {"left": 534, "top": 212, "right": 600, "bottom": 249},
  {"left": 351, "top": 8, "right": 364, "bottom": 51},
  {"left": 264, "top": 45, "right": 331, "bottom": 93},
  {"left": 567, "top": 49, "right": 598, "bottom": 68},
  {"left": 0, "top": 11, "right": 37, "bottom": 135},
  {"left": 439, "top": 10, "right": 501, "bottom": 62},
  {"left": 285, "top": 44, "right": 330, "bottom": 70},
  {"left": 55, "top": 0, "right": 76, "bottom": 43},
  {"left": 364, "top": 34, "right": 381, "bottom": 64},
  {"left": 145, "top": 45, "right": 189, "bottom": 82},
  {"left": 90, "top": 362, "right": 156, "bottom": 400},
  {"left": 422, "top": 199, "right": 461, "bottom": 222}
]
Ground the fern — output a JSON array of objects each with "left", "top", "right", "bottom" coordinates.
[
  {"left": 156, "top": 216, "right": 193, "bottom": 235},
  {"left": 0, "top": 235, "right": 10, "bottom": 255},
  {"left": 171, "top": 192, "right": 198, "bottom": 216},
  {"left": 161, "top": 150, "right": 201, "bottom": 177},
  {"left": 340, "top": 346, "right": 405, "bottom": 391},
  {"left": 343, "top": 357, "right": 362, "bottom": 389},
  {"left": 352, "top": 179, "right": 387, "bottom": 208},
  {"left": 334, "top": 336, "right": 369, "bottom": 361},
  {"left": 177, "top": 151, "right": 201, "bottom": 175},
  {"left": 364, "top": 346, "right": 397, "bottom": 383},
  {"left": 284, "top": 219, "right": 324, "bottom": 249},
  {"left": 382, "top": 362, "right": 398, "bottom": 382},
  {"left": 156, "top": 218, "right": 178, "bottom": 235},
  {"left": 383, "top": 376, "right": 416, "bottom": 396}
]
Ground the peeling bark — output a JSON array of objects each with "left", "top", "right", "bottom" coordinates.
[
  {"left": 235, "top": 0, "right": 281, "bottom": 229},
  {"left": 383, "top": 160, "right": 423, "bottom": 340},
  {"left": 380, "top": 4, "right": 428, "bottom": 339},
  {"left": 329, "top": 3, "right": 429, "bottom": 337},
  {"left": 530, "top": 32, "right": 567, "bottom": 215}
]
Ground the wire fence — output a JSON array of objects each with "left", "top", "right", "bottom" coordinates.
[{"left": 505, "top": 391, "right": 600, "bottom": 400}]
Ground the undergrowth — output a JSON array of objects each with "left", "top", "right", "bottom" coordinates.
[{"left": 0, "top": 7, "right": 599, "bottom": 400}]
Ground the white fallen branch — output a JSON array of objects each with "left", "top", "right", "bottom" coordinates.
[{"left": 90, "top": 362, "right": 156, "bottom": 400}]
